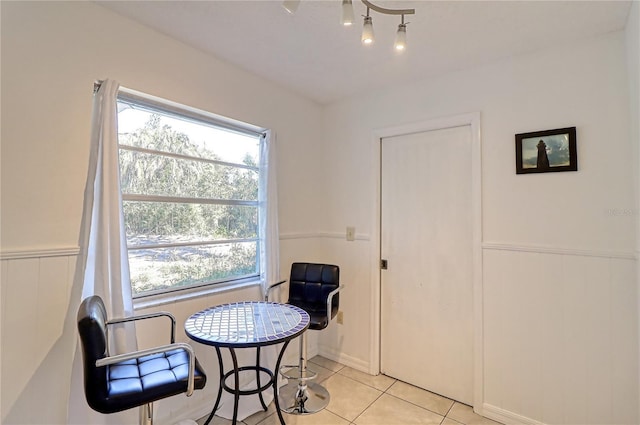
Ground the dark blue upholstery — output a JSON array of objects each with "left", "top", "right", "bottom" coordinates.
[
  {"left": 287, "top": 263, "right": 340, "bottom": 330},
  {"left": 77, "top": 296, "right": 206, "bottom": 414}
]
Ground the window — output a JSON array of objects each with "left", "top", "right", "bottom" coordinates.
[{"left": 117, "top": 91, "right": 264, "bottom": 297}]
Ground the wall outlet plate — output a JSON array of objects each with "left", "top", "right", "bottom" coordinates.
[{"left": 346, "top": 226, "right": 355, "bottom": 241}]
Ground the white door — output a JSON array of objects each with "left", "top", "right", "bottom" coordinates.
[{"left": 380, "top": 125, "right": 474, "bottom": 405}]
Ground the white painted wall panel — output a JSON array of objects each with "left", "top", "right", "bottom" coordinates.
[
  {"left": 2, "top": 259, "right": 40, "bottom": 416},
  {"left": 482, "top": 248, "right": 505, "bottom": 409},
  {"left": 560, "top": 255, "right": 590, "bottom": 425},
  {"left": 625, "top": 3, "right": 640, "bottom": 423},
  {"left": 1, "top": 260, "right": 7, "bottom": 314},
  {"left": 538, "top": 254, "right": 565, "bottom": 425},
  {"left": 585, "top": 257, "right": 613, "bottom": 424},
  {"left": 1, "top": 254, "right": 77, "bottom": 423},
  {"left": 316, "top": 236, "right": 371, "bottom": 370},
  {"left": 498, "top": 250, "right": 525, "bottom": 415},
  {"left": 36, "top": 257, "right": 72, "bottom": 359},
  {"left": 610, "top": 258, "right": 638, "bottom": 425},
  {"left": 483, "top": 249, "right": 638, "bottom": 425}
]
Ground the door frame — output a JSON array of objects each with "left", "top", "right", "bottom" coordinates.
[{"left": 369, "top": 112, "right": 483, "bottom": 410}]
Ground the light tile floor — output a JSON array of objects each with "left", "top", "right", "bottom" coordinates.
[{"left": 198, "top": 356, "right": 503, "bottom": 425}]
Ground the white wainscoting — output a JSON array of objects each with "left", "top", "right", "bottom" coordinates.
[
  {"left": 1, "top": 248, "right": 78, "bottom": 423},
  {"left": 482, "top": 244, "right": 638, "bottom": 425},
  {"left": 0, "top": 247, "right": 266, "bottom": 425},
  {"left": 4, "top": 242, "right": 637, "bottom": 425}
]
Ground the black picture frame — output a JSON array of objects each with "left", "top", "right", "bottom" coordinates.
[{"left": 515, "top": 127, "right": 577, "bottom": 174}]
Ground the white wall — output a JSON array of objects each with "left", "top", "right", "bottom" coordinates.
[
  {"left": 0, "top": 2, "right": 323, "bottom": 251},
  {"left": 625, "top": 1, "right": 640, "bottom": 422},
  {"left": 0, "top": 1, "right": 323, "bottom": 423},
  {"left": 320, "top": 31, "right": 638, "bottom": 424}
]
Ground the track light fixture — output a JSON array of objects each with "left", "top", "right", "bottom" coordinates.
[
  {"left": 359, "top": 0, "right": 413, "bottom": 51},
  {"left": 342, "top": 0, "right": 355, "bottom": 26},
  {"left": 282, "top": 0, "right": 300, "bottom": 15},
  {"left": 283, "top": 0, "right": 415, "bottom": 51},
  {"left": 361, "top": 12, "right": 374, "bottom": 44},
  {"left": 394, "top": 16, "right": 407, "bottom": 51}
]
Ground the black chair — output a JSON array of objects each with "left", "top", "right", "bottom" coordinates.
[
  {"left": 77, "top": 295, "right": 207, "bottom": 425},
  {"left": 266, "top": 262, "right": 344, "bottom": 414}
]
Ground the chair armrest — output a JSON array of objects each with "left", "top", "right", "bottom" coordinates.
[
  {"left": 265, "top": 279, "right": 287, "bottom": 301},
  {"left": 327, "top": 285, "right": 345, "bottom": 325},
  {"left": 96, "top": 342, "right": 198, "bottom": 396},
  {"left": 107, "top": 311, "right": 176, "bottom": 343}
]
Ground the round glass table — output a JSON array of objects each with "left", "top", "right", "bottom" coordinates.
[{"left": 185, "top": 301, "right": 310, "bottom": 425}]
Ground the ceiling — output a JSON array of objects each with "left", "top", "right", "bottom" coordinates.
[{"left": 97, "top": 0, "right": 632, "bottom": 105}]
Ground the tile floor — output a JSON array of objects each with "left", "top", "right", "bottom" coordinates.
[{"left": 198, "top": 356, "right": 502, "bottom": 425}]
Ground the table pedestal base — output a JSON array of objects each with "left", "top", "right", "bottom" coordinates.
[
  {"left": 278, "top": 380, "right": 330, "bottom": 414},
  {"left": 203, "top": 342, "right": 291, "bottom": 425}
]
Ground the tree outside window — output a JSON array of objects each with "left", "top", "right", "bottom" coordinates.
[{"left": 117, "top": 101, "right": 261, "bottom": 297}]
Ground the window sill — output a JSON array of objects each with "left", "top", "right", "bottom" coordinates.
[{"left": 133, "top": 279, "right": 262, "bottom": 311}]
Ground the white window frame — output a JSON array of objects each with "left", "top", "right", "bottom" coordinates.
[{"left": 117, "top": 88, "right": 267, "bottom": 300}]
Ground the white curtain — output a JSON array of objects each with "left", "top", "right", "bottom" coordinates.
[
  {"left": 67, "top": 79, "right": 138, "bottom": 424},
  {"left": 259, "top": 130, "right": 281, "bottom": 299}
]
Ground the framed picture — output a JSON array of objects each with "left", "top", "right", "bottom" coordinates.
[{"left": 515, "top": 127, "right": 577, "bottom": 174}]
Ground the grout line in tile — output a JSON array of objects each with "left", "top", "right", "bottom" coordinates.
[
  {"left": 385, "top": 378, "right": 459, "bottom": 419},
  {"left": 308, "top": 356, "right": 345, "bottom": 373},
  {"left": 381, "top": 392, "right": 448, "bottom": 421},
  {"left": 347, "top": 388, "right": 385, "bottom": 425},
  {"left": 443, "top": 400, "right": 456, "bottom": 418},
  {"left": 203, "top": 357, "right": 501, "bottom": 425},
  {"left": 335, "top": 369, "right": 397, "bottom": 392},
  {"left": 313, "top": 367, "right": 338, "bottom": 384},
  {"left": 253, "top": 410, "right": 274, "bottom": 425}
]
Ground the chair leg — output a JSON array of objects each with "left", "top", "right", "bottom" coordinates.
[
  {"left": 139, "top": 403, "right": 153, "bottom": 425},
  {"left": 298, "top": 329, "right": 307, "bottom": 378},
  {"left": 278, "top": 332, "right": 330, "bottom": 415}
]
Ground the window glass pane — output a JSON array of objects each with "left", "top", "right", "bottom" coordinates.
[
  {"left": 118, "top": 106, "right": 259, "bottom": 166},
  {"left": 128, "top": 242, "right": 258, "bottom": 295},
  {"left": 123, "top": 201, "right": 258, "bottom": 244},
  {"left": 117, "top": 95, "right": 263, "bottom": 298},
  {"left": 120, "top": 149, "right": 258, "bottom": 200}
]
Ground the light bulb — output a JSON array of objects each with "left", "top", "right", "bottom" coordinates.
[
  {"left": 362, "top": 15, "right": 374, "bottom": 45},
  {"left": 342, "top": 0, "right": 354, "bottom": 26},
  {"left": 394, "top": 23, "right": 407, "bottom": 51}
]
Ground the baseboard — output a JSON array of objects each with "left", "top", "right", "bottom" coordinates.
[
  {"left": 481, "top": 403, "right": 545, "bottom": 425},
  {"left": 317, "top": 346, "right": 370, "bottom": 373}
]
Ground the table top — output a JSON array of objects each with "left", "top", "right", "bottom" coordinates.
[{"left": 185, "top": 301, "right": 310, "bottom": 348}]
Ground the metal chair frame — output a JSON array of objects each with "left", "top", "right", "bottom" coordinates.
[
  {"left": 78, "top": 297, "right": 202, "bottom": 425},
  {"left": 265, "top": 270, "right": 344, "bottom": 415}
]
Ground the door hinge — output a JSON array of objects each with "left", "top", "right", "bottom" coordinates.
[{"left": 381, "top": 259, "right": 388, "bottom": 270}]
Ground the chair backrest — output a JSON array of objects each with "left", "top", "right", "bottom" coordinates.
[
  {"left": 78, "top": 296, "right": 207, "bottom": 416},
  {"left": 288, "top": 263, "right": 340, "bottom": 321},
  {"left": 76, "top": 295, "right": 111, "bottom": 413}
]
